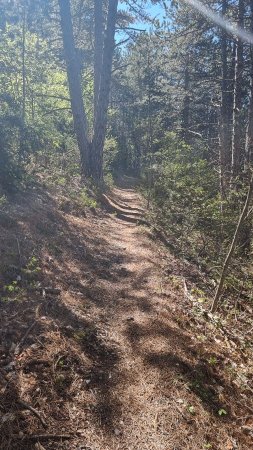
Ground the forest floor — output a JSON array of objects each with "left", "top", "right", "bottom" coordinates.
[{"left": 0, "top": 176, "right": 253, "bottom": 450}]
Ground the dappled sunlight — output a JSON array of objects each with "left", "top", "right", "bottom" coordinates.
[{"left": 1, "top": 0, "right": 253, "bottom": 446}]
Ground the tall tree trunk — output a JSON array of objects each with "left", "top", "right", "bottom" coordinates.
[
  {"left": 91, "top": 0, "right": 118, "bottom": 183},
  {"left": 219, "top": 0, "right": 230, "bottom": 197},
  {"left": 245, "top": 0, "right": 253, "bottom": 169},
  {"left": 147, "top": 44, "right": 153, "bottom": 155},
  {"left": 231, "top": 0, "right": 244, "bottom": 179},
  {"left": 22, "top": 5, "right": 26, "bottom": 123},
  {"left": 238, "top": 0, "right": 253, "bottom": 255},
  {"left": 58, "top": 0, "right": 90, "bottom": 177},
  {"left": 19, "top": 4, "right": 26, "bottom": 161},
  {"left": 181, "top": 54, "right": 190, "bottom": 144},
  {"left": 94, "top": 0, "right": 104, "bottom": 123}
]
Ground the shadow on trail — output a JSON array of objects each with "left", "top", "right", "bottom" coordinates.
[
  {"left": 125, "top": 319, "right": 233, "bottom": 417},
  {"left": 0, "top": 181, "right": 155, "bottom": 448},
  {"left": 1, "top": 177, "right": 243, "bottom": 450},
  {"left": 44, "top": 297, "right": 123, "bottom": 430},
  {"left": 107, "top": 194, "right": 145, "bottom": 213}
]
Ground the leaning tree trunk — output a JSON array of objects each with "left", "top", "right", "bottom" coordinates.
[
  {"left": 58, "top": 0, "right": 90, "bottom": 177},
  {"left": 91, "top": 0, "right": 118, "bottom": 183},
  {"left": 231, "top": 0, "right": 244, "bottom": 180}
]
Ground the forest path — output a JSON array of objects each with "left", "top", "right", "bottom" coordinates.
[
  {"left": 1, "top": 177, "right": 250, "bottom": 450},
  {"left": 79, "top": 177, "right": 192, "bottom": 449},
  {"left": 61, "top": 177, "right": 238, "bottom": 450}
]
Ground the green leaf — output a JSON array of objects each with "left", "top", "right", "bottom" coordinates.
[
  {"left": 218, "top": 408, "right": 227, "bottom": 416},
  {"left": 187, "top": 405, "right": 195, "bottom": 415}
]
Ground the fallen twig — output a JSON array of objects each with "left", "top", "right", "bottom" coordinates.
[
  {"left": 35, "top": 443, "right": 46, "bottom": 450},
  {"left": 18, "top": 400, "right": 47, "bottom": 429},
  {"left": 174, "top": 403, "right": 193, "bottom": 423},
  {"left": 14, "top": 320, "right": 38, "bottom": 356},
  {"left": 27, "top": 287, "right": 61, "bottom": 296},
  {"left": 21, "top": 433, "right": 74, "bottom": 441},
  {"left": 183, "top": 278, "right": 194, "bottom": 302},
  {"left": 16, "top": 237, "right": 22, "bottom": 268}
]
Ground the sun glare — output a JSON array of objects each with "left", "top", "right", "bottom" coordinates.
[{"left": 183, "top": 0, "right": 253, "bottom": 44}]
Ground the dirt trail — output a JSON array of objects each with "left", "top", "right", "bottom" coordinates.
[
  {"left": 75, "top": 179, "right": 195, "bottom": 450},
  {"left": 1, "top": 178, "right": 252, "bottom": 450},
  {"left": 59, "top": 179, "right": 247, "bottom": 450}
]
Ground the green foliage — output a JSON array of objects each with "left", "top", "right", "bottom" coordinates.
[
  {"left": 103, "top": 136, "right": 120, "bottom": 175},
  {"left": 79, "top": 188, "right": 97, "bottom": 208},
  {"left": 4, "top": 280, "right": 19, "bottom": 294},
  {"left": 1, "top": 254, "right": 41, "bottom": 302},
  {"left": 187, "top": 405, "right": 196, "bottom": 415},
  {"left": 208, "top": 356, "right": 218, "bottom": 366},
  {"left": 25, "top": 256, "right": 41, "bottom": 273},
  {"left": 69, "top": 188, "right": 97, "bottom": 208},
  {"left": 218, "top": 408, "right": 227, "bottom": 416},
  {"left": 143, "top": 133, "right": 246, "bottom": 277},
  {"left": 0, "top": 13, "right": 75, "bottom": 191},
  {"left": 104, "top": 173, "right": 115, "bottom": 188},
  {"left": 0, "top": 195, "right": 7, "bottom": 207},
  {"left": 144, "top": 133, "right": 218, "bottom": 258}
]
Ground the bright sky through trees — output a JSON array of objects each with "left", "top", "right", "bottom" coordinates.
[
  {"left": 120, "top": 0, "right": 165, "bottom": 31},
  {"left": 120, "top": 0, "right": 253, "bottom": 45}
]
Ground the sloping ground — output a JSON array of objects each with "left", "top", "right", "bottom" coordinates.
[{"left": 0, "top": 178, "right": 252, "bottom": 450}]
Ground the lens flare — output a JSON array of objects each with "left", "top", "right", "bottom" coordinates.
[{"left": 183, "top": 0, "right": 253, "bottom": 44}]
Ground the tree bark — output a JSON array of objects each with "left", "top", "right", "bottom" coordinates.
[
  {"left": 219, "top": 0, "right": 230, "bottom": 197},
  {"left": 231, "top": 0, "right": 245, "bottom": 179},
  {"left": 19, "top": 4, "right": 26, "bottom": 161},
  {"left": 22, "top": 5, "right": 26, "bottom": 123},
  {"left": 91, "top": 0, "right": 118, "bottom": 183},
  {"left": 238, "top": 0, "right": 253, "bottom": 255},
  {"left": 94, "top": 0, "right": 104, "bottom": 123},
  {"left": 245, "top": 0, "right": 253, "bottom": 169},
  {"left": 58, "top": 0, "right": 90, "bottom": 177},
  {"left": 181, "top": 54, "right": 190, "bottom": 144}
]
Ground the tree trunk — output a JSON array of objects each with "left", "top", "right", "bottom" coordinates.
[
  {"left": 22, "top": 5, "right": 26, "bottom": 123},
  {"left": 91, "top": 0, "right": 118, "bottom": 183},
  {"left": 94, "top": 0, "right": 104, "bottom": 123},
  {"left": 245, "top": 0, "right": 253, "bottom": 169},
  {"left": 147, "top": 45, "right": 153, "bottom": 155},
  {"left": 231, "top": 0, "right": 244, "bottom": 179},
  {"left": 58, "top": 0, "right": 90, "bottom": 177},
  {"left": 19, "top": 4, "right": 26, "bottom": 161},
  {"left": 181, "top": 54, "right": 190, "bottom": 144},
  {"left": 239, "top": 0, "right": 253, "bottom": 255},
  {"left": 219, "top": 0, "right": 230, "bottom": 197}
]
